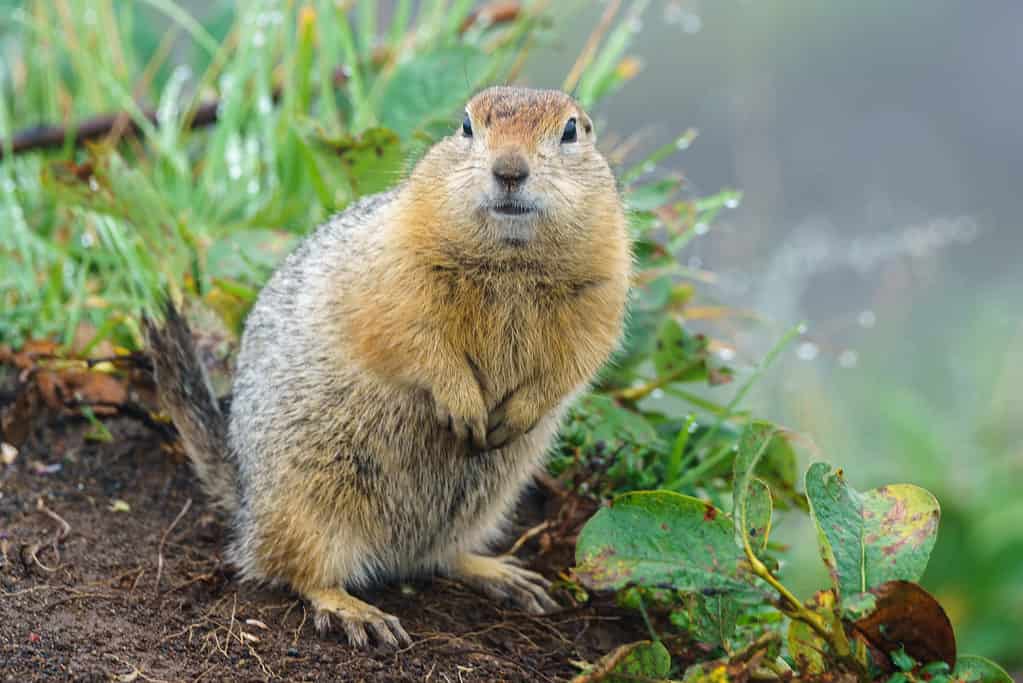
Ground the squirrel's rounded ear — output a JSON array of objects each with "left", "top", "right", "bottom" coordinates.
[{"left": 581, "top": 114, "right": 594, "bottom": 139}]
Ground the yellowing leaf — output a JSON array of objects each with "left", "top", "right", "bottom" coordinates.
[{"left": 805, "top": 463, "right": 940, "bottom": 598}]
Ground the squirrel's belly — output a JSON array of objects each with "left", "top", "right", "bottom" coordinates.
[{"left": 368, "top": 414, "right": 560, "bottom": 576}]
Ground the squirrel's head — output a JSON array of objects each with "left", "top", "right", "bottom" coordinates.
[{"left": 405, "top": 87, "right": 622, "bottom": 251}]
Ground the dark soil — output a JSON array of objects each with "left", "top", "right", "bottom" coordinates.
[{"left": 0, "top": 368, "right": 658, "bottom": 682}]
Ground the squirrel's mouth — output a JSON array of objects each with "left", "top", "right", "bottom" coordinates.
[{"left": 488, "top": 199, "right": 538, "bottom": 217}]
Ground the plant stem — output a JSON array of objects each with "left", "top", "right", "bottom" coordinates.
[
  {"left": 613, "top": 359, "right": 704, "bottom": 403},
  {"left": 687, "top": 322, "right": 803, "bottom": 464},
  {"left": 669, "top": 442, "right": 731, "bottom": 489},
  {"left": 744, "top": 547, "right": 867, "bottom": 680}
]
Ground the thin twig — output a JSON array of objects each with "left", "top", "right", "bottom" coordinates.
[
  {"left": 569, "top": 640, "right": 638, "bottom": 683},
  {"left": 225, "top": 592, "right": 237, "bottom": 657},
  {"left": 506, "top": 519, "right": 550, "bottom": 556},
  {"left": 22, "top": 541, "right": 58, "bottom": 574},
  {"left": 291, "top": 604, "right": 308, "bottom": 648},
  {"left": 40, "top": 499, "right": 71, "bottom": 566},
  {"left": 155, "top": 497, "right": 192, "bottom": 595},
  {"left": 105, "top": 653, "right": 172, "bottom": 683}
]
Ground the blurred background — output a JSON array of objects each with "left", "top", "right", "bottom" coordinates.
[
  {"left": 526, "top": 0, "right": 1023, "bottom": 663},
  {"left": 2, "top": 0, "right": 1020, "bottom": 669}
]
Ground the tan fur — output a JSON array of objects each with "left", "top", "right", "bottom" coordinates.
[
  {"left": 345, "top": 88, "right": 629, "bottom": 449},
  {"left": 148, "top": 87, "right": 630, "bottom": 648}
]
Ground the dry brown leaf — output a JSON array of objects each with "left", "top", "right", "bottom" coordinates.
[
  {"left": 853, "top": 580, "right": 956, "bottom": 670},
  {"left": 36, "top": 370, "right": 127, "bottom": 414}
]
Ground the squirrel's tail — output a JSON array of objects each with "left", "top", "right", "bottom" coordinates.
[{"left": 143, "top": 299, "right": 239, "bottom": 513}]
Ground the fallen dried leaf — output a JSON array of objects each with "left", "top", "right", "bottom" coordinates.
[
  {"left": 36, "top": 369, "right": 127, "bottom": 414},
  {"left": 1, "top": 442, "right": 17, "bottom": 465},
  {"left": 109, "top": 500, "right": 131, "bottom": 513},
  {"left": 853, "top": 580, "right": 956, "bottom": 671}
]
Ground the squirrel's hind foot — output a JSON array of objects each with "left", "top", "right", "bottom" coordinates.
[
  {"left": 454, "top": 553, "right": 560, "bottom": 615},
  {"left": 307, "top": 587, "right": 411, "bottom": 649}
]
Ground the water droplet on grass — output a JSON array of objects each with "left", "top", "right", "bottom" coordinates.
[{"left": 796, "top": 341, "right": 819, "bottom": 361}]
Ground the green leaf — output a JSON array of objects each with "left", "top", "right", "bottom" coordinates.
[
  {"left": 951, "top": 655, "right": 1013, "bottom": 683},
  {"left": 677, "top": 592, "right": 740, "bottom": 650},
  {"left": 786, "top": 589, "right": 837, "bottom": 676},
  {"left": 652, "top": 318, "right": 709, "bottom": 383},
  {"left": 207, "top": 229, "right": 297, "bottom": 282},
  {"left": 585, "top": 640, "right": 672, "bottom": 683},
  {"left": 575, "top": 491, "right": 749, "bottom": 594},
  {"left": 328, "top": 127, "right": 404, "bottom": 197},
  {"left": 626, "top": 178, "right": 683, "bottom": 212},
  {"left": 378, "top": 46, "right": 489, "bottom": 138},
  {"left": 575, "top": 394, "right": 659, "bottom": 449},
  {"left": 745, "top": 478, "right": 773, "bottom": 555},
  {"left": 731, "top": 421, "right": 778, "bottom": 555},
  {"left": 840, "top": 592, "right": 878, "bottom": 621},
  {"left": 787, "top": 619, "right": 826, "bottom": 675},
  {"left": 805, "top": 463, "right": 940, "bottom": 599},
  {"left": 756, "top": 432, "right": 802, "bottom": 510},
  {"left": 892, "top": 647, "right": 918, "bottom": 672}
]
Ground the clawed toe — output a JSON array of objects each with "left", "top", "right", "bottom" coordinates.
[
  {"left": 455, "top": 554, "right": 560, "bottom": 615},
  {"left": 308, "top": 588, "right": 412, "bottom": 649}
]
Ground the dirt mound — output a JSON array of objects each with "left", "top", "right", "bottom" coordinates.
[{"left": 0, "top": 385, "right": 650, "bottom": 682}]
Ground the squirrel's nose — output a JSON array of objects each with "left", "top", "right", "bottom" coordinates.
[{"left": 492, "top": 152, "right": 530, "bottom": 190}]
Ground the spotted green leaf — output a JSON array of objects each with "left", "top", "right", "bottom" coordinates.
[
  {"left": 731, "top": 422, "right": 779, "bottom": 556},
  {"left": 676, "top": 592, "right": 740, "bottom": 650},
  {"left": 330, "top": 127, "right": 404, "bottom": 197},
  {"left": 575, "top": 491, "right": 748, "bottom": 594},
  {"left": 745, "top": 478, "right": 773, "bottom": 555},
  {"left": 586, "top": 640, "right": 672, "bottom": 683},
  {"left": 805, "top": 463, "right": 940, "bottom": 599},
  {"left": 652, "top": 318, "right": 709, "bottom": 382}
]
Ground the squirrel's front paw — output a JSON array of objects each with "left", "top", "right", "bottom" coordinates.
[
  {"left": 433, "top": 392, "right": 488, "bottom": 451},
  {"left": 485, "top": 392, "right": 540, "bottom": 450}
]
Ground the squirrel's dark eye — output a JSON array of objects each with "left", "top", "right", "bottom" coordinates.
[
  {"left": 462, "top": 113, "right": 473, "bottom": 138},
  {"left": 561, "top": 117, "right": 578, "bottom": 143}
]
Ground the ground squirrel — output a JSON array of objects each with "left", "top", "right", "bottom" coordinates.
[{"left": 145, "top": 86, "right": 631, "bottom": 648}]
